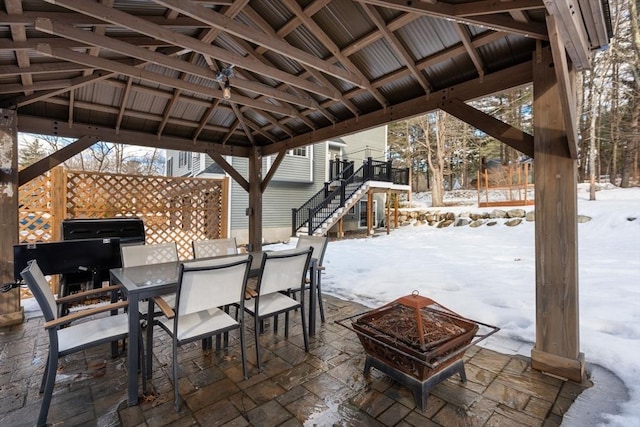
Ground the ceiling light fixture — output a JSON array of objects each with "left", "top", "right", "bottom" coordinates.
[{"left": 216, "top": 66, "right": 234, "bottom": 101}]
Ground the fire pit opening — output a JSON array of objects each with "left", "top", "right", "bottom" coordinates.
[{"left": 337, "top": 292, "right": 499, "bottom": 411}]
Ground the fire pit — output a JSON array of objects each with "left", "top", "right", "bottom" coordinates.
[{"left": 337, "top": 292, "right": 499, "bottom": 411}]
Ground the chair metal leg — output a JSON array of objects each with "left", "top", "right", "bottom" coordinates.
[
  {"left": 317, "top": 282, "right": 325, "bottom": 323},
  {"left": 173, "top": 338, "right": 180, "bottom": 412},
  {"left": 300, "top": 304, "right": 309, "bottom": 352},
  {"left": 254, "top": 316, "right": 262, "bottom": 371},
  {"left": 284, "top": 312, "right": 289, "bottom": 338},
  {"left": 38, "top": 350, "right": 58, "bottom": 427},
  {"left": 39, "top": 354, "right": 49, "bottom": 393},
  {"left": 239, "top": 316, "right": 248, "bottom": 379},
  {"left": 139, "top": 332, "right": 147, "bottom": 393}
]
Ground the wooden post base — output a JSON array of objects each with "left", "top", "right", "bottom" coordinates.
[
  {"left": 531, "top": 348, "right": 585, "bottom": 383},
  {"left": 0, "top": 289, "right": 24, "bottom": 327}
]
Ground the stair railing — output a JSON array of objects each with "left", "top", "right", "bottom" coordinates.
[{"left": 292, "top": 158, "right": 410, "bottom": 236}]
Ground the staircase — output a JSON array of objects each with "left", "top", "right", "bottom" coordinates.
[{"left": 291, "top": 159, "right": 410, "bottom": 236}]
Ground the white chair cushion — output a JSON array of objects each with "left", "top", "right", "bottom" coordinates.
[
  {"left": 159, "top": 307, "right": 239, "bottom": 342},
  {"left": 57, "top": 313, "right": 129, "bottom": 354},
  {"left": 244, "top": 293, "right": 300, "bottom": 318}
]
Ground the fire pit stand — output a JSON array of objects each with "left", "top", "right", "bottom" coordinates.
[
  {"left": 336, "top": 293, "right": 499, "bottom": 411},
  {"left": 364, "top": 354, "right": 466, "bottom": 411}
]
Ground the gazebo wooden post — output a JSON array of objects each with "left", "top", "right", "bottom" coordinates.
[
  {"left": 247, "top": 146, "right": 263, "bottom": 252},
  {"left": 531, "top": 47, "right": 584, "bottom": 382},
  {"left": 0, "top": 109, "right": 23, "bottom": 327}
]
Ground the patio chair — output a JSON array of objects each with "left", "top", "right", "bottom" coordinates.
[
  {"left": 152, "top": 254, "right": 252, "bottom": 411},
  {"left": 192, "top": 237, "right": 238, "bottom": 258},
  {"left": 20, "top": 260, "right": 139, "bottom": 427},
  {"left": 121, "top": 242, "right": 179, "bottom": 312},
  {"left": 244, "top": 247, "right": 313, "bottom": 371},
  {"left": 121, "top": 242, "right": 179, "bottom": 375},
  {"left": 291, "top": 235, "right": 329, "bottom": 322}
]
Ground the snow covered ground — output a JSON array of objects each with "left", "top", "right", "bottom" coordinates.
[{"left": 310, "top": 183, "right": 640, "bottom": 426}]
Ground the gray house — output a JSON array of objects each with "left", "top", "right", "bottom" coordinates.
[{"left": 166, "top": 126, "right": 394, "bottom": 245}]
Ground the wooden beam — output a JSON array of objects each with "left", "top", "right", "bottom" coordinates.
[
  {"left": 0, "top": 108, "right": 23, "bottom": 327},
  {"left": 357, "top": 0, "right": 549, "bottom": 40},
  {"left": 439, "top": 98, "right": 534, "bottom": 158},
  {"left": 454, "top": 0, "right": 545, "bottom": 17},
  {"left": 531, "top": 46, "right": 584, "bottom": 383},
  {"left": 453, "top": 23, "right": 485, "bottom": 79},
  {"left": 155, "top": 0, "right": 368, "bottom": 88},
  {"left": 43, "top": 0, "right": 341, "bottom": 100},
  {"left": 18, "top": 135, "right": 97, "bottom": 185},
  {"left": 542, "top": 0, "right": 591, "bottom": 70},
  {"left": 263, "top": 61, "right": 534, "bottom": 155},
  {"left": 247, "top": 147, "right": 263, "bottom": 251},
  {"left": 17, "top": 115, "right": 251, "bottom": 157},
  {"left": 261, "top": 150, "right": 287, "bottom": 192},
  {"left": 546, "top": 14, "right": 579, "bottom": 158},
  {"left": 207, "top": 152, "right": 249, "bottom": 192}
]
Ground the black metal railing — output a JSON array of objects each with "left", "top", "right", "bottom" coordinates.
[{"left": 292, "top": 158, "right": 410, "bottom": 236}]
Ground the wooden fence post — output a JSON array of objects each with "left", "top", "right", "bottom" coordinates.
[{"left": 0, "top": 109, "right": 23, "bottom": 326}]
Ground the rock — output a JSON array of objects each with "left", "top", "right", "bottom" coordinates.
[
  {"left": 454, "top": 218, "right": 469, "bottom": 227},
  {"left": 445, "top": 212, "right": 456, "bottom": 220},
  {"left": 507, "top": 209, "right": 526, "bottom": 218},
  {"left": 469, "top": 220, "right": 484, "bottom": 228},
  {"left": 526, "top": 211, "right": 535, "bottom": 222},
  {"left": 577, "top": 215, "right": 592, "bottom": 223},
  {"left": 437, "top": 219, "right": 454, "bottom": 228},
  {"left": 486, "top": 221, "right": 498, "bottom": 226},
  {"left": 469, "top": 213, "right": 483, "bottom": 220},
  {"left": 627, "top": 217, "right": 638, "bottom": 222},
  {"left": 490, "top": 209, "right": 507, "bottom": 218},
  {"left": 505, "top": 219, "right": 522, "bottom": 227}
]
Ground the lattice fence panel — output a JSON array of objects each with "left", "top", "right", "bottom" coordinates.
[
  {"left": 18, "top": 173, "right": 55, "bottom": 243},
  {"left": 65, "top": 171, "right": 227, "bottom": 260}
]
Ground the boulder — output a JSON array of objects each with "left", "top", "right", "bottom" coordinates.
[
  {"left": 505, "top": 219, "right": 522, "bottom": 227},
  {"left": 577, "top": 215, "right": 592, "bottom": 223},
  {"left": 437, "top": 219, "right": 454, "bottom": 228},
  {"left": 490, "top": 209, "right": 507, "bottom": 218},
  {"left": 526, "top": 211, "right": 535, "bottom": 222},
  {"left": 469, "top": 220, "right": 484, "bottom": 228},
  {"left": 486, "top": 221, "right": 498, "bottom": 226},
  {"left": 507, "top": 209, "right": 526, "bottom": 218},
  {"left": 454, "top": 218, "right": 470, "bottom": 227}
]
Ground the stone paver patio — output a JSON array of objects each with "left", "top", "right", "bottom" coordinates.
[{"left": 0, "top": 295, "right": 590, "bottom": 426}]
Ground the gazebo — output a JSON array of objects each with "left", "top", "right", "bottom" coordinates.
[{"left": 0, "top": 0, "right": 611, "bottom": 385}]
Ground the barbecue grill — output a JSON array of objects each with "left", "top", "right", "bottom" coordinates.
[{"left": 337, "top": 291, "right": 499, "bottom": 411}]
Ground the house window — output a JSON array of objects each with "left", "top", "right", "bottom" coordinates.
[
  {"left": 358, "top": 200, "right": 377, "bottom": 228},
  {"left": 288, "top": 147, "right": 307, "bottom": 157},
  {"left": 166, "top": 158, "right": 173, "bottom": 176},
  {"left": 178, "top": 151, "right": 188, "bottom": 168}
]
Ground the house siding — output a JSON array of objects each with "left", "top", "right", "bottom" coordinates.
[{"left": 229, "top": 143, "right": 327, "bottom": 244}]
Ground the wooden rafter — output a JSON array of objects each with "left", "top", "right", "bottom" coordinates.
[
  {"left": 44, "top": 0, "right": 341, "bottom": 100},
  {"left": 281, "top": 0, "right": 388, "bottom": 107},
  {"left": 357, "top": 0, "right": 549, "bottom": 40},
  {"left": 454, "top": 24, "right": 485, "bottom": 79},
  {"left": 454, "top": 0, "right": 545, "bottom": 17},
  {"left": 439, "top": 98, "right": 534, "bottom": 158},
  {"left": 18, "top": 135, "right": 97, "bottom": 185},
  {"left": 362, "top": 4, "right": 432, "bottom": 93},
  {"left": 5, "top": 1, "right": 33, "bottom": 95},
  {"left": 546, "top": 15, "right": 579, "bottom": 158}
]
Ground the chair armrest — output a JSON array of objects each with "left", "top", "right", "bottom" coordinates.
[
  {"left": 55, "top": 284, "right": 123, "bottom": 304},
  {"left": 44, "top": 300, "right": 129, "bottom": 329},
  {"left": 152, "top": 296, "right": 175, "bottom": 319}
]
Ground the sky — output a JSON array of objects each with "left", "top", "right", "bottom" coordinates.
[{"left": 282, "top": 183, "right": 640, "bottom": 426}]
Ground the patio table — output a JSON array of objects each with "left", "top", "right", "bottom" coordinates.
[{"left": 110, "top": 251, "right": 319, "bottom": 406}]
